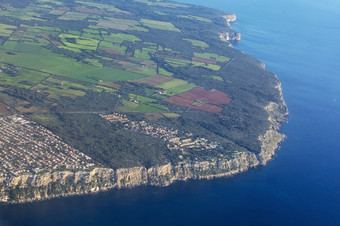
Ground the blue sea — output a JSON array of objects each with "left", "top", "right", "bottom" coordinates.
[{"left": 1, "top": 0, "right": 340, "bottom": 225}]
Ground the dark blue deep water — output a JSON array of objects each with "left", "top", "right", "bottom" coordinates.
[{"left": 1, "top": 0, "right": 340, "bottom": 225}]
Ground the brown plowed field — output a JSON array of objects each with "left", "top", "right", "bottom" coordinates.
[
  {"left": 165, "top": 87, "right": 231, "bottom": 113},
  {"left": 134, "top": 75, "right": 174, "bottom": 86}
]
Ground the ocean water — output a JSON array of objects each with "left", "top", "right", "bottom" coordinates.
[{"left": 1, "top": 0, "right": 340, "bottom": 225}]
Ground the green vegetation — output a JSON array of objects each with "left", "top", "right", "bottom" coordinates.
[
  {"left": 163, "top": 112, "right": 181, "bottom": 118},
  {"left": 157, "top": 79, "right": 196, "bottom": 95},
  {"left": 0, "top": 24, "right": 17, "bottom": 36},
  {"left": 58, "top": 12, "right": 89, "bottom": 20},
  {"left": 76, "top": 1, "right": 129, "bottom": 13},
  {"left": 194, "top": 52, "right": 230, "bottom": 62},
  {"left": 103, "top": 33, "right": 141, "bottom": 43},
  {"left": 59, "top": 34, "right": 100, "bottom": 51},
  {"left": 183, "top": 38, "right": 209, "bottom": 49},
  {"left": 140, "top": 19, "right": 180, "bottom": 32},
  {"left": 178, "top": 15, "right": 212, "bottom": 23},
  {"left": 99, "top": 41, "right": 127, "bottom": 55},
  {"left": 97, "top": 18, "right": 148, "bottom": 32},
  {"left": 134, "top": 49, "right": 151, "bottom": 60},
  {"left": 159, "top": 67, "right": 173, "bottom": 76},
  {"left": 165, "top": 58, "right": 191, "bottom": 67},
  {"left": 135, "top": 0, "right": 189, "bottom": 8}
]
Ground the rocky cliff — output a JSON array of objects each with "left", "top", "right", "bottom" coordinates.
[
  {"left": 219, "top": 14, "right": 241, "bottom": 41},
  {"left": 0, "top": 151, "right": 259, "bottom": 203}
]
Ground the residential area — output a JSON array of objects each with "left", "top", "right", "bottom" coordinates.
[
  {"left": 0, "top": 115, "right": 95, "bottom": 177},
  {"left": 100, "top": 113, "right": 220, "bottom": 152}
]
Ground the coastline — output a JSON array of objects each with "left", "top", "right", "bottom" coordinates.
[
  {"left": 0, "top": 11, "right": 288, "bottom": 204},
  {"left": 0, "top": 82, "right": 287, "bottom": 204}
]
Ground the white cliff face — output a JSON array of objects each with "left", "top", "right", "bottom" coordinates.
[
  {"left": 258, "top": 82, "right": 289, "bottom": 165},
  {"left": 0, "top": 151, "right": 259, "bottom": 203},
  {"left": 219, "top": 14, "right": 241, "bottom": 42},
  {"left": 219, "top": 32, "right": 241, "bottom": 42}
]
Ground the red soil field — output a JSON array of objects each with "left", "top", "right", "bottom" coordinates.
[{"left": 165, "top": 87, "right": 232, "bottom": 113}]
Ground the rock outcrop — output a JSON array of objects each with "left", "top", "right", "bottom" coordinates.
[
  {"left": 219, "top": 14, "right": 241, "bottom": 41},
  {"left": 0, "top": 151, "right": 259, "bottom": 203}
]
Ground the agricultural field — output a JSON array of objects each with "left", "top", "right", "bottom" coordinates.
[
  {"left": 0, "top": 41, "right": 145, "bottom": 83},
  {"left": 58, "top": 12, "right": 88, "bottom": 20},
  {"left": 135, "top": 0, "right": 190, "bottom": 8},
  {"left": 165, "top": 87, "right": 232, "bottom": 113},
  {"left": 103, "top": 33, "right": 141, "bottom": 43},
  {"left": 183, "top": 38, "right": 209, "bottom": 49},
  {"left": 157, "top": 79, "right": 196, "bottom": 96},
  {"left": 134, "top": 75, "right": 174, "bottom": 86},
  {"left": 140, "top": 19, "right": 180, "bottom": 32},
  {"left": 59, "top": 34, "right": 100, "bottom": 51},
  {"left": 0, "top": 24, "right": 17, "bottom": 36},
  {"left": 99, "top": 41, "right": 127, "bottom": 55},
  {"left": 119, "top": 94, "right": 169, "bottom": 113},
  {"left": 194, "top": 52, "right": 230, "bottom": 62},
  {"left": 178, "top": 15, "right": 212, "bottom": 23},
  {"left": 76, "top": 1, "right": 129, "bottom": 13},
  {"left": 97, "top": 18, "right": 148, "bottom": 32}
]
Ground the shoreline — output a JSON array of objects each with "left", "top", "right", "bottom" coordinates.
[
  {"left": 0, "top": 82, "right": 288, "bottom": 204},
  {"left": 0, "top": 11, "right": 288, "bottom": 204}
]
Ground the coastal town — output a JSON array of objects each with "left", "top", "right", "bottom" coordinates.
[
  {"left": 0, "top": 115, "right": 96, "bottom": 177},
  {"left": 100, "top": 113, "right": 220, "bottom": 152}
]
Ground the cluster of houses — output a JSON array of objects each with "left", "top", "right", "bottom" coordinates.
[
  {"left": 100, "top": 113, "right": 220, "bottom": 152},
  {"left": 0, "top": 115, "right": 95, "bottom": 177}
]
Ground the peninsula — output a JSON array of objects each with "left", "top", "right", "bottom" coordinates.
[{"left": 0, "top": 0, "right": 287, "bottom": 203}]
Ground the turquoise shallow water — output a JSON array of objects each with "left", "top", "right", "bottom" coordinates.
[{"left": 1, "top": 0, "right": 340, "bottom": 225}]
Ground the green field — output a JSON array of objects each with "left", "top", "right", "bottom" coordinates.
[
  {"left": 76, "top": 1, "right": 129, "bottom": 13},
  {"left": 103, "top": 33, "right": 141, "bottom": 43},
  {"left": 165, "top": 58, "right": 191, "bottom": 67},
  {"left": 158, "top": 67, "right": 173, "bottom": 76},
  {"left": 59, "top": 34, "right": 99, "bottom": 51},
  {"left": 0, "top": 41, "right": 145, "bottom": 83},
  {"left": 129, "top": 94, "right": 154, "bottom": 103},
  {"left": 49, "top": 9, "right": 65, "bottom": 15},
  {"left": 0, "top": 24, "right": 17, "bottom": 36},
  {"left": 191, "top": 61, "right": 221, "bottom": 71},
  {"left": 0, "top": 67, "right": 50, "bottom": 88},
  {"left": 178, "top": 15, "right": 212, "bottom": 23},
  {"left": 134, "top": 49, "right": 151, "bottom": 60},
  {"left": 183, "top": 38, "right": 209, "bottom": 49},
  {"left": 194, "top": 52, "right": 230, "bottom": 62},
  {"left": 58, "top": 12, "right": 89, "bottom": 20},
  {"left": 34, "top": 84, "right": 87, "bottom": 99},
  {"left": 126, "top": 64, "right": 157, "bottom": 77},
  {"left": 135, "top": 0, "right": 189, "bottom": 8},
  {"left": 157, "top": 79, "right": 196, "bottom": 95},
  {"left": 140, "top": 19, "right": 180, "bottom": 32},
  {"left": 99, "top": 41, "right": 127, "bottom": 55},
  {"left": 0, "top": 7, "right": 45, "bottom": 21},
  {"left": 97, "top": 18, "right": 148, "bottom": 32},
  {"left": 120, "top": 99, "right": 169, "bottom": 112},
  {"left": 163, "top": 112, "right": 181, "bottom": 118}
]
